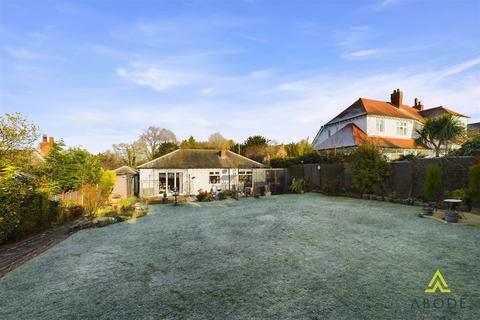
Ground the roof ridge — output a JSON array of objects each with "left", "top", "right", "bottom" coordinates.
[
  {"left": 226, "top": 150, "right": 265, "bottom": 167},
  {"left": 137, "top": 149, "right": 181, "bottom": 169}
]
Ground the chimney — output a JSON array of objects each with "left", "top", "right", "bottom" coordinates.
[
  {"left": 390, "top": 89, "right": 403, "bottom": 108},
  {"left": 413, "top": 98, "right": 424, "bottom": 111},
  {"left": 219, "top": 149, "right": 227, "bottom": 159},
  {"left": 40, "top": 135, "right": 54, "bottom": 156}
]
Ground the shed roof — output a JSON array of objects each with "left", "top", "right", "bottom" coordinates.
[
  {"left": 114, "top": 165, "right": 137, "bottom": 175},
  {"left": 137, "top": 149, "right": 265, "bottom": 169}
]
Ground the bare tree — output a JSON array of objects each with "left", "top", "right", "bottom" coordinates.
[
  {"left": 112, "top": 141, "right": 143, "bottom": 167},
  {"left": 208, "top": 132, "right": 228, "bottom": 149},
  {"left": 140, "top": 126, "right": 177, "bottom": 160}
]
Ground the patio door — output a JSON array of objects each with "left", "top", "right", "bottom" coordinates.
[{"left": 159, "top": 172, "right": 182, "bottom": 194}]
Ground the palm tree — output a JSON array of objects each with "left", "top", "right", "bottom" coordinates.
[{"left": 415, "top": 114, "right": 465, "bottom": 157}]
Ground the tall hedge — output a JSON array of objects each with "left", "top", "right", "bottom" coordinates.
[
  {"left": 424, "top": 164, "right": 443, "bottom": 202},
  {"left": 350, "top": 144, "right": 390, "bottom": 195},
  {"left": 0, "top": 166, "right": 60, "bottom": 243},
  {"left": 469, "top": 162, "right": 480, "bottom": 206}
]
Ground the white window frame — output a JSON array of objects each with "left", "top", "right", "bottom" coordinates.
[
  {"left": 376, "top": 119, "right": 385, "bottom": 133},
  {"left": 397, "top": 121, "right": 407, "bottom": 136},
  {"left": 209, "top": 171, "right": 220, "bottom": 184}
]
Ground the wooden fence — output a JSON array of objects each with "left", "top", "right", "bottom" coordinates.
[{"left": 49, "top": 190, "right": 83, "bottom": 205}]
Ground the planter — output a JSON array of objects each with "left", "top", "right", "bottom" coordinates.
[
  {"left": 444, "top": 211, "right": 459, "bottom": 223},
  {"left": 422, "top": 207, "right": 434, "bottom": 216}
]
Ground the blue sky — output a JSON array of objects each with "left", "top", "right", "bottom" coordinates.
[{"left": 1, "top": 0, "right": 479, "bottom": 152}]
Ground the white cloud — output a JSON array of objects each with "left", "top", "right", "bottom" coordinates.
[
  {"left": 25, "top": 56, "right": 480, "bottom": 153},
  {"left": 4, "top": 46, "right": 59, "bottom": 60},
  {"left": 343, "top": 48, "right": 381, "bottom": 59},
  {"left": 116, "top": 63, "right": 198, "bottom": 91},
  {"left": 249, "top": 69, "right": 275, "bottom": 79},
  {"left": 436, "top": 56, "right": 480, "bottom": 78},
  {"left": 375, "top": 0, "right": 404, "bottom": 10}
]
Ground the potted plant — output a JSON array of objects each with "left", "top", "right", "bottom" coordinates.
[
  {"left": 422, "top": 204, "right": 434, "bottom": 216},
  {"left": 444, "top": 211, "right": 459, "bottom": 223},
  {"left": 264, "top": 184, "right": 272, "bottom": 197}
]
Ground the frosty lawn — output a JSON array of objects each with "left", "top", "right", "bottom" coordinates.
[{"left": 1, "top": 194, "right": 479, "bottom": 319}]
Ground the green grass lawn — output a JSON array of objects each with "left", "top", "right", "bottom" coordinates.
[{"left": 1, "top": 194, "right": 479, "bottom": 319}]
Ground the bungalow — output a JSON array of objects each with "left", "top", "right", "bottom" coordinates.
[
  {"left": 312, "top": 89, "right": 469, "bottom": 159},
  {"left": 137, "top": 149, "right": 265, "bottom": 197}
]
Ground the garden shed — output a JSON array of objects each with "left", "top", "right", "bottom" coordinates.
[{"left": 111, "top": 166, "right": 138, "bottom": 199}]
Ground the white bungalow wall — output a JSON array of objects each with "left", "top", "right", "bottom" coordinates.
[{"left": 139, "top": 168, "right": 250, "bottom": 197}]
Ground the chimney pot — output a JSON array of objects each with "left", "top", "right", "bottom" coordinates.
[
  {"left": 413, "top": 98, "right": 424, "bottom": 111},
  {"left": 40, "top": 135, "right": 54, "bottom": 156},
  {"left": 220, "top": 149, "right": 227, "bottom": 158},
  {"left": 390, "top": 89, "right": 403, "bottom": 108}
]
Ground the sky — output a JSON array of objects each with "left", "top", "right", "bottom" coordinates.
[{"left": 0, "top": 0, "right": 479, "bottom": 153}]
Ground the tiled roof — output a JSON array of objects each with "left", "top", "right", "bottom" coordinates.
[
  {"left": 137, "top": 149, "right": 265, "bottom": 169},
  {"left": 326, "top": 98, "right": 425, "bottom": 125},
  {"left": 419, "top": 106, "right": 469, "bottom": 118},
  {"left": 318, "top": 123, "right": 423, "bottom": 150}
]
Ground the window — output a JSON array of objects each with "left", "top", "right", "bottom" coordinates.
[
  {"left": 159, "top": 173, "right": 166, "bottom": 192},
  {"left": 376, "top": 119, "right": 385, "bottom": 133},
  {"left": 328, "top": 129, "right": 331, "bottom": 137},
  {"left": 159, "top": 172, "right": 182, "bottom": 193},
  {"left": 168, "top": 172, "right": 175, "bottom": 191},
  {"left": 397, "top": 121, "right": 407, "bottom": 136},
  {"left": 209, "top": 171, "right": 220, "bottom": 184},
  {"left": 239, "top": 170, "right": 252, "bottom": 187}
]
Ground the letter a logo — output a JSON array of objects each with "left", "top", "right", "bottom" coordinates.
[{"left": 425, "top": 269, "right": 451, "bottom": 293}]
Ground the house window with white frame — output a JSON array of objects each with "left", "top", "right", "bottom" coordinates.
[
  {"left": 209, "top": 171, "right": 220, "bottom": 184},
  {"left": 376, "top": 119, "right": 385, "bottom": 133},
  {"left": 397, "top": 121, "right": 407, "bottom": 136}
]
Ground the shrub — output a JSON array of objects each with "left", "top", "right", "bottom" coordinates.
[
  {"left": 219, "top": 191, "right": 228, "bottom": 200},
  {"left": 468, "top": 162, "right": 480, "bottom": 206},
  {"left": 451, "top": 136, "right": 480, "bottom": 156},
  {"left": 350, "top": 144, "right": 390, "bottom": 195},
  {"left": 80, "top": 184, "right": 105, "bottom": 220},
  {"left": 99, "top": 169, "right": 116, "bottom": 197},
  {"left": 0, "top": 166, "right": 27, "bottom": 242},
  {"left": 324, "top": 182, "right": 342, "bottom": 195},
  {"left": 119, "top": 196, "right": 137, "bottom": 209},
  {"left": 289, "top": 179, "right": 305, "bottom": 194},
  {"left": 15, "top": 193, "right": 60, "bottom": 238},
  {"left": 451, "top": 188, "right": 467, "bottom": 201},
  {"left": 196, "top": 190, "right": 214, "bottom": 202},
  {"left": 57, "top": 200, "right": 83, "bottom": 223},
  {"left": 396, "top": 153, "right": 426, "bottom": 161},
  {"left": 424, "top": 164, "right": 443, "bottom": 202}
]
